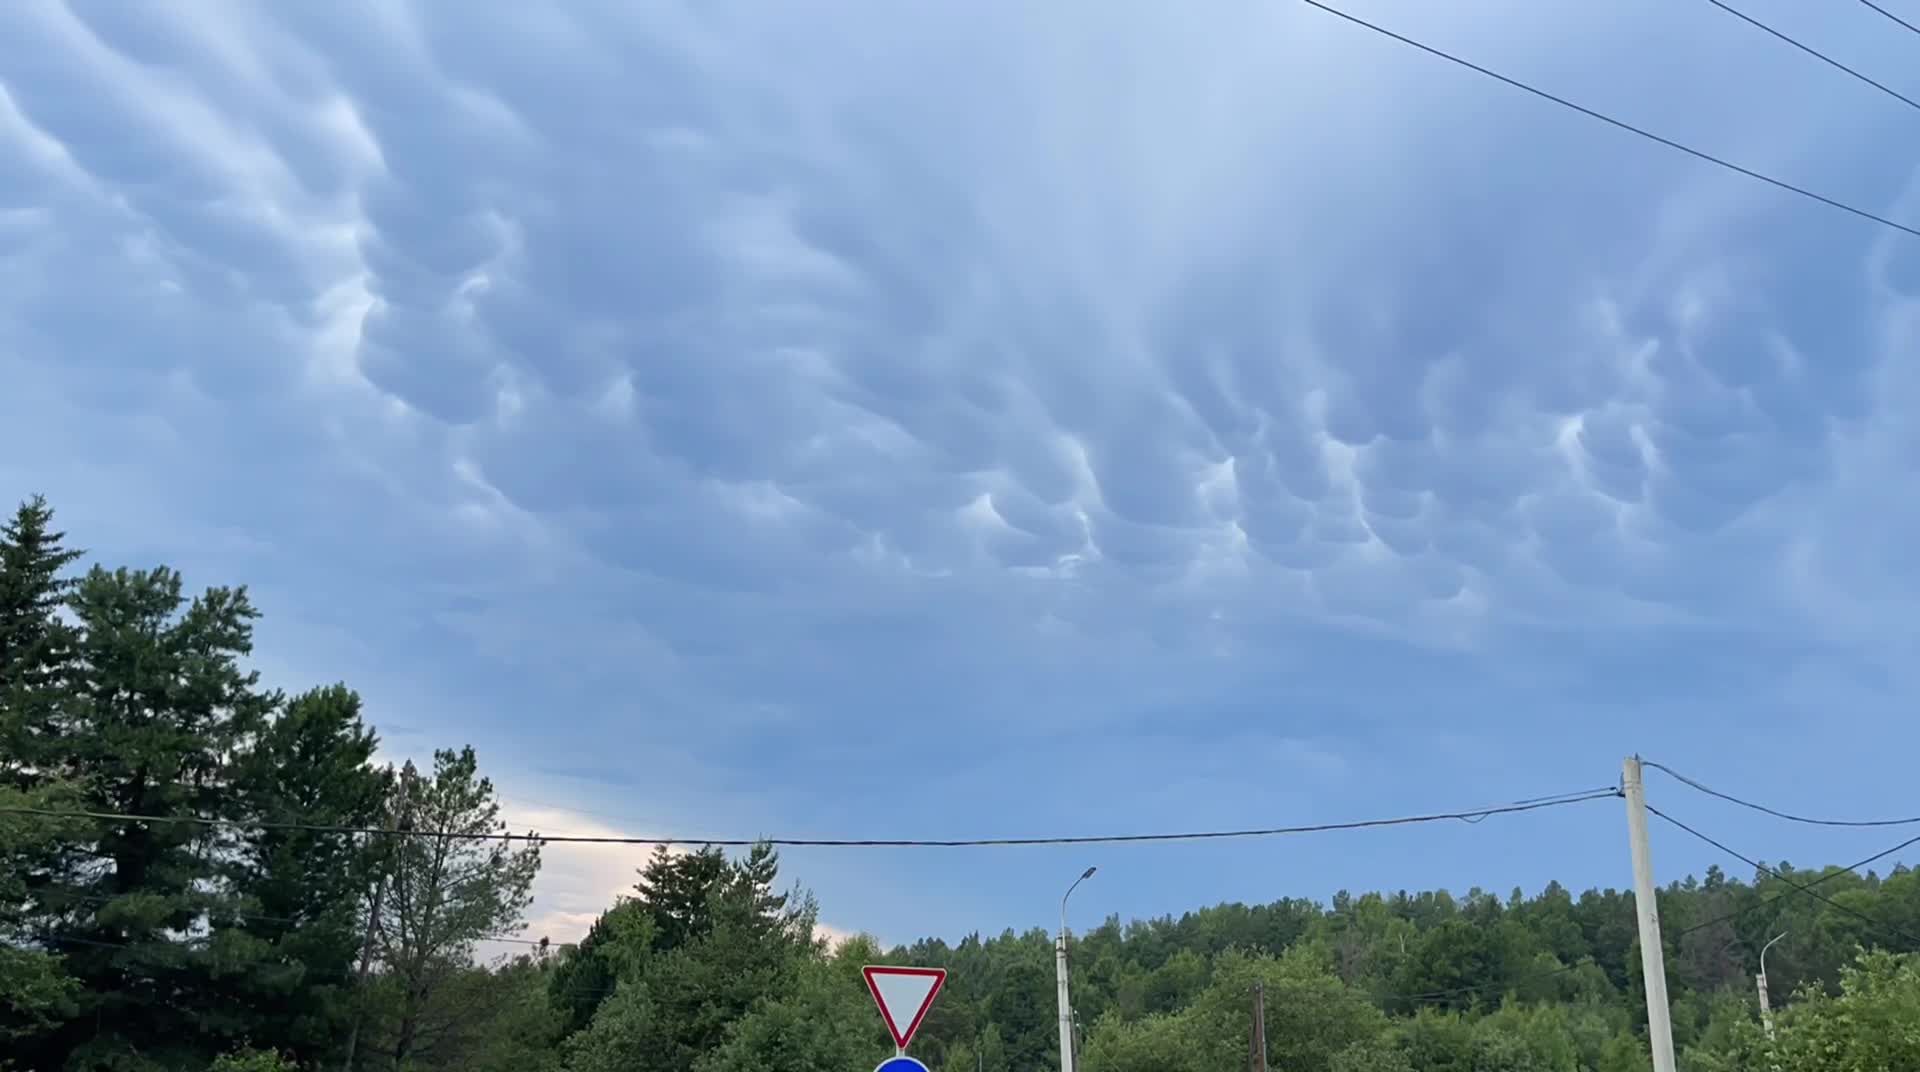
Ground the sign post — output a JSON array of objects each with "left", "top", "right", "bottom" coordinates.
[{"left": 864, "top": 965, "right": 946, "bottom": 1072}]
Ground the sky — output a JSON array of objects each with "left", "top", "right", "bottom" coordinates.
[{"left": 4, "top": 0, "right": 1920, "bottom": 954}]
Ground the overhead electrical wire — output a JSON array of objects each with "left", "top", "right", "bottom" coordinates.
[
  {"left": 1645, "top": 760, "right": 1920, "bottom": 827},
  {"left": 1651, "top": 808, "right": 1920, "bottom": 944},
  {"left": 0, "top": 787, "right": 1619, "bottom": 849},
  {"left": 1702, "top": 0, "right": 1920, "bottom": 113},
  {"left": 1297, "top": 0, "right": 1920, "bottom": 240},
  {"left": 1395, "top": 807, "right": 1920, "bottom": 1004},
  {"left": 1861, "top": 0, "right": 1920, "bottom": 38}
]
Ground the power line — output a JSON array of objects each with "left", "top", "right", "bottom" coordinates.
[
  {"left": 1703, "top": 0, "right": 1920, "bottom": 113},
  {"left": 0, "top": 787, "right": 1619, "bottom": 849},
  {"left": 1672, "top": 826, "right": 1920, "bottom": 939},
  {"left": 1861, "top": 0, "right": 1920, "bottom": 37},
  {"left": 1298, "top": 0, "right": 1920, "bottom": 240},
  {"left": 1649, "top": 805, "right": 1920, "bottom": 947},
  {"left": 1459, "top": 791, "right": 1612, "bottom": 833},
  {"left": 1645, "top": 760, "right": 1920, "bottom": 827}
]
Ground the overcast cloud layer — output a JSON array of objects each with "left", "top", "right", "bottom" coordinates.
[{"left": 5, "top": 0, "right": 1920, "bottom": 947}]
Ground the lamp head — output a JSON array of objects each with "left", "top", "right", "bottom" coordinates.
[{"left": 1081, "top": 866, "right": 1098, "bottom": 880}]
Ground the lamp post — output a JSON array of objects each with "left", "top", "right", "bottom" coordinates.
[
  {"left": 1757, "top": 931, "right": 1787, "bottom": 1040},
  {"left": 1056, "top": 867, "right": 1096, "bottom": 1072}
]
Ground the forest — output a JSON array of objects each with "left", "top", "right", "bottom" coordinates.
[{"left": 3, "top": 492, "right": 1918, "bottom": 1071}]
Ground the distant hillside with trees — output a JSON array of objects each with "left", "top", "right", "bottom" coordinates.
[{"left": 4, "top": 494, "right": 1917, "bottom": 1070}]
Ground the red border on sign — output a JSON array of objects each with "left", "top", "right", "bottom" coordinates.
[{"left": 862, "top": 965, "right": 947, "bottom": 1050}]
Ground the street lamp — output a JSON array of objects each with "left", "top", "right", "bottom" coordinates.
[
  {"left": 1757, "top": 931, "right": 1787, "bottom": 1039},
  {"left": 1056, "top": 867, "right": 1097, "bottom": 1072},
  {"left": 1062, "top": 867, "right": 1097, "bottom": 939}
]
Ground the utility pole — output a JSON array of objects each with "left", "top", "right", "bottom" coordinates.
[
  {"left": 1248, "top": 980, "right": 1268, "bottom": 1072},
  {"left": 1757, "top": 931, "right": 1787, "bottom": 1041},
  {"left": 1054, "top": 930, "right": 1076, "bottom": 1072},
  {"left": 1057, "top": 867, "right": 1096, "bottom": 1072},
  {"left": 1623, "top": 756, "right": 1678, "bottom": 1072}
]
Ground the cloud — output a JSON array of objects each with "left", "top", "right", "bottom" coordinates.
[
  {"left": 491, "top": 801, "right": 858, "bottom": 952},
  {"left": 7, "top": 0, "right": 1920, "bottom": 940}
]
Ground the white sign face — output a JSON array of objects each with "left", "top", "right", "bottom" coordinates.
[{"left": 862, "top": 965, "right": 946, "bottom": 1051}]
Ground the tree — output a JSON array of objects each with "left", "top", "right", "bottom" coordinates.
[
  {"left": 547, "top": 844, "right": 732, "bottom": 1034},
  {"left": 561, "top": 843, "right": 820, "bottom": 1072},
  {"left": 218, "top": 684, "right": 387, "bottom": 1067},
  {"left": 207, "top": 1049, "right": 297, "bottom": 1072},
  {"left": 38, "top": 565, "right": 279, "bottom": 1071},
  {"left": 0, "top": 494, "right": 85, "bottom": 780},
  {"left": 546, "top": 899, "right": 654, "bottom": 1036},
  {"left": 550, "top": 842, "right": 800, "bottom": 1036},
  {"left": 1712, "top": 949, "right": 1920, "bottom": 1072},
  {"left": 372, "top": 747, "right": 541, "bottom": 1069},
  {"left": 350, "top": 953, "right": 564, "bottom": 1072},
  {"left": 986, "top": 956, "right": 1057, "bottom": 1070},
  {"left": 0, "top": 496, "right": 86, "bottom": 1059},
  {"left": 0, "top": 780, "right": 85, "bottom": 1054},
  {"left": 693, "top": 945, "right": 889, "bottom": 1072}
]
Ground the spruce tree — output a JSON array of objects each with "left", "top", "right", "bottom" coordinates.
[
  {"left": 0, "top": 494, "right": 85, "bottom": 780},
  {"left": 220, "top": 683, "right": 388, "bottom": 1067},
  {"left": 39, "top": 566, "right": 279, "bottom": 1070},
  {"left": 0, "top": 496, "right": 87, "bottom": 1057}
]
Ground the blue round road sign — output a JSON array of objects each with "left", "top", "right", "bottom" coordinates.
[{"left": 875, "top": 1058, "right": 930, "bottom": 1072}]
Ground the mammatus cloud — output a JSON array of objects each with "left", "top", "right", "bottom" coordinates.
[{"left": 5, "top": 0, "right": 1920, "bottom": 937}]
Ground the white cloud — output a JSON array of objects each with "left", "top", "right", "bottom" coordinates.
[{"left": 492, "top": 802, "right": 663, "bottom": 948}]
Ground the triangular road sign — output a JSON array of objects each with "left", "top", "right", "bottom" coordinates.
[{"left": 863, "top": 965, "right": 946, "bottom": 1051}]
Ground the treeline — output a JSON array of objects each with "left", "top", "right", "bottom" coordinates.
[
  {"left": 0, "top": 496, "right": 545, "bottom": 1071},
  {"left": 892, "top": 861, "right": 1920, "bottom": 1071},
  {"left": 5, "top": 493, "right": 1919, "bottom": 1071}
]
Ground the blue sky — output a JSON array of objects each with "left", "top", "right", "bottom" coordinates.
[{"left": 4, "top": 0, "right": 1920, "bottom": 950}]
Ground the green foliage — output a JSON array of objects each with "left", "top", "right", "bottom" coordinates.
[
  {"left": 551, "top": 841, "right": 815, "bottom": 1041},
  {"left": 37, "top": 563, "right": 283, "bottom": 1069},
  {"left": 218, "top": 684, "right": 387, "bottom": 1066},
  {"left": 0, "top": 493, "right": 85, "bottom": 780},
  {"left": 371, "top": 747, "right": 542, "bottom": 1069},
  {"left": 1696, "top": 950, "right": 1920, "bottom": 1072},
  {"left": 693, "top": 949, "right": 891, "bottom": 1072},
  {"left": 559, "top": 843, "right": 820, "bottom": 1072},
  {"left": 0, "top": 497, "right": 546, "bottom": 1071},
  {"left": 0, "top": 942, "right": 80, "bottom": 1045},
  {"left": 7, "top": 495, "right": 1920, "bottom": 1072},
  {"left": 206, "top": 1049, "right": 295, "bottom": 1072}
]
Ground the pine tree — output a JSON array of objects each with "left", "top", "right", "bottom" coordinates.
[
  {"left": 219, "top": 684, "right": 387, "bottom": 1067},
  {"left": 0, "top": 496, "right": 87, "bottom": 1057},
  {"left": 38, "top": 566, "right": 279, "bottom": 1070},
  {"left": 0, "top": 494, "right": 85, "bottom": 780},
  {"left": 559, "top": 842, "right": 819, "bottom": 1072},
  {"left": 637, "top": 844, "right": 732, "bottom": 953}
]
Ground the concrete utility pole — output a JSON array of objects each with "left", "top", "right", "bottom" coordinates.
[
  {"left": 1057, "top": 867, "right": 1096, "bottom": 1072},
  {"left": 1623, "top": 756, "right": 1678, "bottom": 1072},
  {"left": 1248, "top": 980, "right": 1268, "bottom": 1072},
  {"left": 1757, "top": 931, "right": 1787, "bottom": 1040}
]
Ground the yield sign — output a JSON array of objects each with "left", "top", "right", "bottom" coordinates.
[{"left": 863, "top": 965, "right": 946, "bottom": 1051}]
